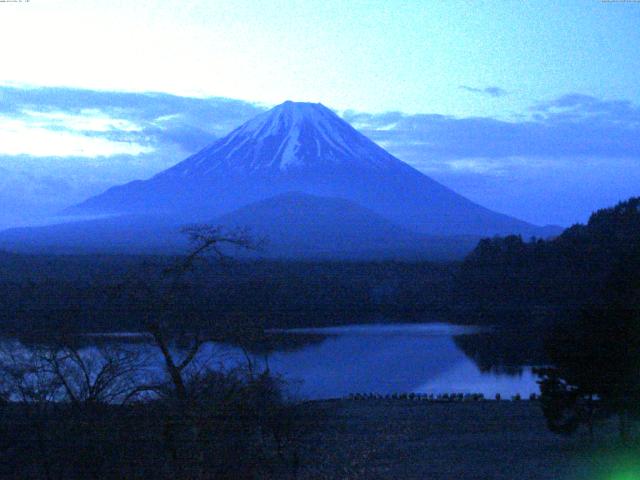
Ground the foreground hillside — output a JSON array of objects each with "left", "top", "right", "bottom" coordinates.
[
  {"left": 297, "top": 400, "right": 634, "bottom": 480},
  {"left": 3, "top": 397, "right": 636, "bottom": 479}
]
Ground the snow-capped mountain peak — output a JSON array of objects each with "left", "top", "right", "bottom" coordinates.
[
  {"left": 234, "top": 101, "right": 333, "bottom": 141},
  {"left": 160, "top": 101, "right": 402, "bottom": 177}
]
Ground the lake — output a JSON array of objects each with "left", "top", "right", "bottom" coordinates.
[
  {"left": 176, "top": 323, "right": 539, "bottom": 399},
  {"left": 2, "top": 323, "right": 540, "bottom": 401},
  {"left": 254, "top": 323, "right": 539, "bottom": 399}
]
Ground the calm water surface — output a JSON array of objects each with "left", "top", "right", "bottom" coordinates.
[
  {"left": 4, "top": 323, "right": 540, "bottom": 400},
  {"left": 257, "top": 323, "right": 538, "bottom": 399}
]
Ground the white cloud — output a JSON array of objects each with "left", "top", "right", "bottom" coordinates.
[
  {"left": 351, "top": 121, "right": 399, "bottom": 131},
  {"left": 446, "top": 159, "right": 506, "bottom": 175},
  {"left": 0, "top": 116, "right": 153, "bottom": 157},
  {"left": 22, "top": 109, "right": 143, "bottom": 133}
]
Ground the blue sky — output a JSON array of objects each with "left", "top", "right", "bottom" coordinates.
[{"left": 0, "top": 1, "right": 638, "bottom": 227}]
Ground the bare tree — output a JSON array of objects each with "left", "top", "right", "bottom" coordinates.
[
  {"left": 0, "top": 342, "right": 59, "bottom": 405},
  {"left": 1, "top": 335, "right": 148, "bottom": 407},
  {"left": 142, "top": 224, "right": 262, "bottom": 403},
  {"left": 119, "top": 225, "right": 264, "bottom": 478},
  {"left": 41, "top": 340, "right": 147, "bottom": 406}
]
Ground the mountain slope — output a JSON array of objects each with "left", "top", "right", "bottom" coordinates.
[{"left": 69, "top": 101, "right": 553, "bottom": 238}]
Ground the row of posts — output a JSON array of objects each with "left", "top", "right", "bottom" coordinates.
[{"left": 346, "top": 392, "right": 539, "bottom": 401}]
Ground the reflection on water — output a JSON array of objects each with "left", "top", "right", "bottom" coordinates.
[
  {"left": 2, "top": 323, "right": 540, "bottom": 400},
  {"left": 268, "top": 323, "right": 483, "bottom": 337},
  {"left": 416, "top": 358, "right": 538, "bottom": 398},
  {"left": 260, "top": 324, "right": 538, "bottom": 399}
]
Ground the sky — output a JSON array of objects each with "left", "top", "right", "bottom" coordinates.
[{"left": 0, "top": 0, "right": 638, "bottom": 228}]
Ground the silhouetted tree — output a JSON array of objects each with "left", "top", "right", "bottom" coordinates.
[
  {"left": 537, "top": 302, "right": 640, "bottom": 442},
  {"left": 535, "top": 201, "right": 640, "bottom": 443}
]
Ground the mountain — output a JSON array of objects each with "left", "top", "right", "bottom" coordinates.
[
  {"left": 2, "top": 101, "right": 560, "bottom": 257},
  {"left": 68, "top": 101, "right": 553, "bottom": 238},
  {"left": 214, "top": 192, "right": 481, "bottom": 259}
]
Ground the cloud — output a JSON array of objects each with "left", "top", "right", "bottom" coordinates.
[
  {"left": 23, "top": 109, "right": 143, "bottom": 133},
  {"left": 0, "top": 85, "right": 266, "bottom": 157},
  {"left": 445, "top": 158, "right": 507, "bottom": 175},
  {"left": 8, "top": 85, "right": 636, "bottom": 171},
  {"left": 344, "top": 93, "right": 640, "bottom": 164},
  {"left": 0, "top": 114, "right": 152, "bottom": 157},
  {"left": 530, "top": 93, "right": 640, "bottom": 122},
  {"left": 459, "top": 85, "right": 508, "bottom": 98},
  {"left": 343, "top": 93, "right": 640, "bottom": 225},
  {"left": 0, "top": 85, "right": 268, "bottom": 227},
  {"left": 0, "top": 86, "right": 638, "bottom": 228}
]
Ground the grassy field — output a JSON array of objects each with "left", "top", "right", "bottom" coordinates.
[{"left": 295, "top": 399, "right": 640, "bottom": 480}]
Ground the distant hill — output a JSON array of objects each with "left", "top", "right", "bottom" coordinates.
[
  {"left": 0, "top": 193, "right": 481, "bottom": 260},
  {"left": 215, "top": 192, "right": 481, "bottom": 260}
]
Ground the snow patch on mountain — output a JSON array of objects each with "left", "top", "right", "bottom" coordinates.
[{"left": 159, "top": 101, "right": 404, "bottom": 178}]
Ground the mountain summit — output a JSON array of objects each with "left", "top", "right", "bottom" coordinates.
[
  {"left": 68, "top": 101, "right": 550, "bottom": 238},
  {"left": 161, "top": 101, "right": 399, "bottom": 176}
]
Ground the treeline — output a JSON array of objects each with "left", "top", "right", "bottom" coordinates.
[
  {"left": 453, "top": 197, "right": 640, "bottom": 325},
  {"left": 0, "top": 256, "right": 455, "bottom": 337},
  {"left": 451, "top": 197, "right": 640, "bottom": 371}
]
